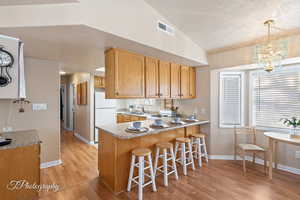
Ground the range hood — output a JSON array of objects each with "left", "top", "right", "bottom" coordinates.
[{"left": 0, "top": 35, "right": 26, "bottom": 99}]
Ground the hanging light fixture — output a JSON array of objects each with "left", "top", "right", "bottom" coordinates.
[{"left": 255, "top": 20, "right": 287, "bottom": 72}]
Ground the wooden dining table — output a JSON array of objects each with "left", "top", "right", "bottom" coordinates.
[{"left": 264, "top": 132, "right": 300, "bottom": 179}]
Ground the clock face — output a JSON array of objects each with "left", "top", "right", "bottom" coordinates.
[{"left": 0, "top": 48, "right": 14, "bottom": 67}]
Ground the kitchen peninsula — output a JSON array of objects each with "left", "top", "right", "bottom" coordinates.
[{"left": 97, "top": 119, "right": 209, "bottom": 193}]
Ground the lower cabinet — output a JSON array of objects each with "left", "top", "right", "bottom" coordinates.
[
  {"left": 0, "top": 144, "right": 40, "bottom": 200},
  {"left": 116, "top": 114, "right": 147, "bottom": 123}
]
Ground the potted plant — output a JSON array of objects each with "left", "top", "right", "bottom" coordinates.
[{"left": 281, "top": 117, "right": 300, "bottom": 138}]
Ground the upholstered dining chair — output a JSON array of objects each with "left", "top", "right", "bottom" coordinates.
[{"left": 234, "top": 126, "right": 267, "bottom": 175}]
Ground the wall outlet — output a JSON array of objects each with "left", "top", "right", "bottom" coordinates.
[
  {"left": 296, "top": 151, "right": 300, "bottom": 159},
  {"left": 2, "top": 127, "right": 13, "bottom": 132}
]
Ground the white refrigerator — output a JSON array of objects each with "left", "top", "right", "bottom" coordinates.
[{"left": 94, "top": 89, "right": 117, "bottom": 143}]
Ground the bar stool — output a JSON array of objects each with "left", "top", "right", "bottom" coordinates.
[
  {"left": 190, "top": 133, "right": 209, "bottom": 167},
  {"left": 174, "top": 137, "right": 195, "bottom": 175},
  {"left": 127, "top": 148, "right": 157, "bottom": 200},
  {"left": 154, "top": 142, "right": 179, "bottom": 187}
]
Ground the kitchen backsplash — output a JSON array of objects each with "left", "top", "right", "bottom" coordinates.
[{"left": 116, "top": 98, "right": 203, "bottom": 117}]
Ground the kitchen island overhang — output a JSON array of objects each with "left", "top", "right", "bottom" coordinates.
[{"left": 97, "top": 120, "right": 210, "bottom": 193}]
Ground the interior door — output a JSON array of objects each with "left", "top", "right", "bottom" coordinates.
[
  {"left": 180, "top": 66, "right": 190, "bottom": 98},
  {"left": 170, "top": 63, "right": 181, "bottom": 99},
  {"left": 159, "top": 60, "right": 171, "bottom": 98},
  {"left": 115, "top": 50, "right": 145, "bottom": 98},
  {"left": 145, "top": 57, "right": 159, "bottom": 98}
]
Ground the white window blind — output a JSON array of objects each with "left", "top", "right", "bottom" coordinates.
[
  {"left": 251, "top": 67, "right": 300, "bottom": 129},
  {"left": 219, "top": 72, "right": 244, "bottom": 127}
]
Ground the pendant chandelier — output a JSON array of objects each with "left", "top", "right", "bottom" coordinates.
[{"left": 255, "top": 20, "right": 287, "bottom": 72}]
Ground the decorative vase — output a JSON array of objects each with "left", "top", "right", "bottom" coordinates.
[{"left": 289, "top": 127, "right": 300, "bottom": 139}]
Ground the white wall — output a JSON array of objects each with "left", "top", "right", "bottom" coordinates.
[{"left": 0, "top": 0, "right": 207, "bottom": 65}]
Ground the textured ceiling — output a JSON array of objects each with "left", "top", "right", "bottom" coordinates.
[
  {"left": 0, "top": 0, "right": 78, "bottom": 6},
  {"left": 144, "top": 0, "right": 300, "bottom": 51}
]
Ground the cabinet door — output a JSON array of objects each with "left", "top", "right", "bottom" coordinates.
[
  {"left": 145, "top": 57, "right": 159, "bottom": 98},
  {"left": 180, "top": 66, "right": 190, "bottom": 99},
  {"left": 170, "top": 63, "right": 181, "bottom": 99},
  {"left": 159, "top": 61, "right": 171, "bottom": 98},
  {"left": 189, "top": 67, "right": 196, "bottom": 98},
  {"left": 115, "top": 50, "right": 145, "bottom": 98}
]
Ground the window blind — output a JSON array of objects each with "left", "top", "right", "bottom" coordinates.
[
  {"left": 219, "top": 72, "right": 244, "bottom": 127},
  {"left": 252, "top": 67, "right": 300, "bottom": 128}
]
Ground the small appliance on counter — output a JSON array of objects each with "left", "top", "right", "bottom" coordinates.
[{"left": 0, "top": 135, "right": 12, "bottom": 146}]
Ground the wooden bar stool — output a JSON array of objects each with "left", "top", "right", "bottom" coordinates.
[
  {"left": 127, "top": 148, "right": 157, "bottom": 200},
  {"left": 154, "top": 142, "right": 179, "bottom": 187},
  {"left": 174, "top": 137, "right": 195, "bottom": 175},
  {"left": 190, "top": 133, "right": 209, "bottom": 167}
]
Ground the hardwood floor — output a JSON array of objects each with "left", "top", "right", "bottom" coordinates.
[{"left": 40, "top": 130, "right": 300, "bottom": 200}]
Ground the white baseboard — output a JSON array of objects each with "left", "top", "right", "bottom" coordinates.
[
  {"left": 209, "top": 154, "right": 300, "bottom": 175},
  {"left": 40, "top": 159, "right": 62, "bottom": 169},
  {"left": 64, "top": 127, "right": 73, "bottom": 131},
  {"left": 74, "top": 132, "right": 95, "bottom": 145}
]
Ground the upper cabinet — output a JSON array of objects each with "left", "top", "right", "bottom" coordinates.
[
  {"left": 94, "top": 76, "right": 105, "bottom": 89},
  {"left": 189, "top": 67, "right": 196, "bottom": 98},
  {"left": 170, "top": 63, "right": 181, "bottom": 99},
  {"left": 145, "top": 57, "right": 159, "bottom": 98},
  {"left": 180, "top": 65, "right": 190, "bottom": 98},
  {"left": 105, "top": 48, "right": 145, "bottom": 99},
  {"left": 180, "top": 66, "right": 197, "bottom": 99},
  {"left": 158, "top": 60, "right": 171, "bottom": 98},
  {"left": 105, "top": 48, "right": 196, "bottom": 99}
]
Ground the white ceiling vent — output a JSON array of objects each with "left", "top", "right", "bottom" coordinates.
[{"left": 157, "top": 21, "right": 175, "bottom": 36}]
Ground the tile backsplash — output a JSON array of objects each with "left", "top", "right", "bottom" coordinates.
[{"left": 117, "top": 98, "right": 201, "bottom": 116}]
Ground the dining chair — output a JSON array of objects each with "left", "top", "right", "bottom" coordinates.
[{"left": 234, "top": 126, "right": 267, "bottom": 175}]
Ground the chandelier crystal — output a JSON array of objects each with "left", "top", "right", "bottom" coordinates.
[{"left": 254, "top": 20, "right": 287, "bottom": 72}]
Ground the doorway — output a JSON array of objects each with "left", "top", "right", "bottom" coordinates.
[{"left": 60, "top": 84, "right": 67, "bottom": 129}]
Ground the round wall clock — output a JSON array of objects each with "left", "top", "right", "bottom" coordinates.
[{"left": 0, "top": 46, "right": 14, "bottom": 87}]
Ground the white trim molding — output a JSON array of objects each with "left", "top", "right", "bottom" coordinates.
[
  {"left": 209, "top": 155, "right": 300, "bottom": 175},
  {"left": 74, "top": 132, "right": 95, "bottom": 145},
  {"left": 40, "top": 159, "right": 62, "bottom": 169}
]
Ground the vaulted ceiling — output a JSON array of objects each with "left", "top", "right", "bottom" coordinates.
[
  {"left": 144, "top": 0, "right": 300, "bottom": 51},
  {"left": 0, "top": 0, "right": 78, "bottom": 6}
]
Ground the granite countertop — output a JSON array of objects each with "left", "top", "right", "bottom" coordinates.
[
  {"left": 0, "top": 129, "right": 41, "bottom": 150},
  {"left": 97, "top": 119, "right": 210, "bottom": 139}
]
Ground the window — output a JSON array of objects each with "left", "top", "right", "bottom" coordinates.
[
  {"left": 219, "top": 72, "right": 244, "bottom": 128},
  {"left": 251, "top": 66, "right": 300, "bottom": 129}
]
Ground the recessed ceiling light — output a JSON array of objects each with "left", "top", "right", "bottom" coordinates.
[
  {"left": 59, "top": 71, "right": 66, "bottom": 75},
  {"left": 95, "top": 67, "right": 105, "bottom": 72}
]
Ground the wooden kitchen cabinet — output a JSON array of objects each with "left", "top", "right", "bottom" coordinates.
[
  {"left": 189, "top": 67, "right": 196, "bottom": 98},
  {"left": 95, "top": 76, "right": 105, "bottom": 88},
  {"left": 159, "top": 60, "right": 171, "bottom": 98},
  {"left": 145, "top": 57, "right": 159, "bottom": 98},
  {"left": 170, "top": 63, "right": 181, "bottom": 99},
  {"left": 116, "top": 114, "right": 147, "bottom": 123},
  {"left": 105, "top": 48, "right": 145, "bottom": 98},
  {"left": 180, "top": 65, "right": 190, "bottom": 98},
  {"left": 0, "top": 144, "right": 40, "bottom": 200}
]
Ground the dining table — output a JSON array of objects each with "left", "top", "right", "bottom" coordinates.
[{"left": 264, "top": 132, "right": 300, "bottom": 179}]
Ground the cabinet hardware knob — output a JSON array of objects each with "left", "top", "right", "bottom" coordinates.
[{"left": 115, "top": 92, "right": 119, "bottom": 95}]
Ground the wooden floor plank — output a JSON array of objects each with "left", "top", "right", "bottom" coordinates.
[{"left": 39, "top": 130, "right": 300, "bottom": 200}]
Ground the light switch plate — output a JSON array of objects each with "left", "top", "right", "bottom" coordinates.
[
  {"left": 296, "top": 151, "right": 300, "bottom": 159},
  {"left": 32, "top": 103, "right": 48, "bottom": 111},
  {"left": 2, "top": 127, "right": 13, "bottom": 132}
]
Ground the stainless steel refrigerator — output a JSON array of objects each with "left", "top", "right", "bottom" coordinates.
[{"left": 94, "top": 89, "right": 117, "bottom": 143}]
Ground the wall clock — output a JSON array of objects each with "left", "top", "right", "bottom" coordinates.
[{"left": 0, "top": 46, "right": 14, "bottom": 87}]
